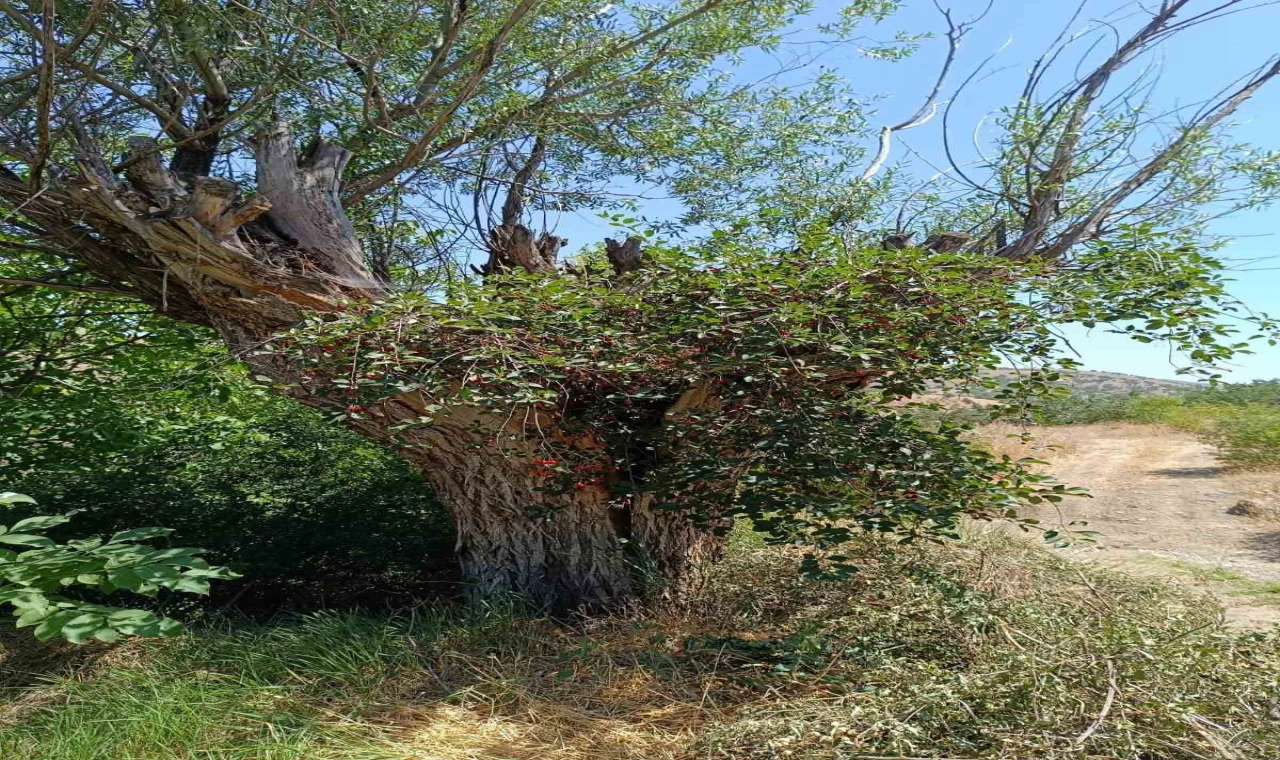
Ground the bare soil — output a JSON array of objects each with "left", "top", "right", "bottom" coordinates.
[{"left": 981, "top": 422, "right": 1280, "bottom": 629}]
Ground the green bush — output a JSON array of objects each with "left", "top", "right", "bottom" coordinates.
[
  {"left": 1185, "top": 379, "right": 1280, "bottom": 407},
  {"left": 1123, "top": 396, "right": 1280, "bottom": 468},
  {"left": 1028, "top": 381, "right": 1280, "bottom": 468},
  {"left": 0, "top": 393, "right": 453, "bottom": 607},
  {"left": 0, "top": 492, "right": 236, "bottom": 643},
  {"left": 1199, "top": 403, "right": 1280, "bottom": 468},
  {"left": 1124, "top": 394, "right": 1204, "bottom": 427},
  {"left": 1031, "top": 392, "right": 1144, "bottom": 425}
]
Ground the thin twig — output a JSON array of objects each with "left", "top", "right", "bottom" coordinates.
[
  {"left": 860, "top": 3, "right": 988, "bottom": 182},
  {"left": 1074, "top": 658, "right": 1118, "bottom": 745}
]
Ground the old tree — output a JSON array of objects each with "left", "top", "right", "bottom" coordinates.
[{"left": 2, "top": 0, "right": 1279, "bottom": 607}]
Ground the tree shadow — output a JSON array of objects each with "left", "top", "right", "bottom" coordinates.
[
  {"left": 1148, "top": 466, "right": 1231, "bottom": 478},
  {"left": 1243, "top": 531, "right": 1280, "bottom": 563},
  {"left": 207, "top": 559, "right": 462, "bottom": 615},
  {"left": 0, "top": 626, "right": 112, "bottom": 690}
]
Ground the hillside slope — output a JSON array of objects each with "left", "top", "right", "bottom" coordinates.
[{"left": 971, "top": 369, "right": 1199, "bottom": 398}]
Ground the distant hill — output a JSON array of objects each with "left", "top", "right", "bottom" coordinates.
[{"left": 966, "top": 369, "right": 1199, "bottom": 399}]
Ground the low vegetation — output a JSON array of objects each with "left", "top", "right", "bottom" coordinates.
[
  {"left": 1127, "top": 555, "right": 1280, "bottom": 607},
  {"left": 0, "top": 492, "right": 237, "bottom": 644},
  {"left": 3, "top": 531, "right": 1279, "bottom": 760},
  {"left": 1011, "top": 379, "right": 1280, "bottom": 469},
  {"left": 1, "top": 388, "right": 454, "bottom": 610}
]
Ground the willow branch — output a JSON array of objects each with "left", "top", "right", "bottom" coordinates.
[{"left": 860, "top": 3, "right": 985, "bottom": 182}]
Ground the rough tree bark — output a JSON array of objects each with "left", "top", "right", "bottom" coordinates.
[
  {"left": 0, "top": 123, "right": 721, "bottom": 609},
  {"left": 349, "top": 393, "right": 725, "bottom": 607}
]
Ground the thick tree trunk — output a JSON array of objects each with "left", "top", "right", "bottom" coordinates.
[
  {"left": 420, "top": 473, "right": 724, "bottom": 609},
  {"left": 423, "top": 447, "right": 637, "bottom": 607},
  {"left": 346, "top": 392, "right": 725, "bottom": 610},
  {"left": 632, "top": 494, "right": 726, "bottom": 602}
]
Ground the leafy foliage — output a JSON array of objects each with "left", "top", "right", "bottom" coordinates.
[
  {"left": 1, "top": 385, "right": 452, "bottom": 599},
  {"left": 0, "top": 0, "right": 894, "bottom": 275},
  {"left": 1185, "top": 404, "right": 1280, "bottom": 468},
  {"left": 257, "top": 233, "right": 1274, "bottom": 561},
  {"left": 0, "top": 261, "right": 451, "bottom": 596},
  {"left": 0, "top": 0, "right": 1277, "bottom": 603},
  {"left": 1185, "top": 378, "right": 1280, "bottom": 407},
  {"left": 0, "top": 492, "right": 236, "bottom": 643},
  {"left": 1030, "top": 392, "right": 1149, "bottom": 426}
]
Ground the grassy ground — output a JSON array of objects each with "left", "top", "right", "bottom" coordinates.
[
  {"left": 1119, "top": 553, "right": 1280, "bottom": 607},
  {"left": 2, "top": 531, "right": 1279, "bottom": 759}
]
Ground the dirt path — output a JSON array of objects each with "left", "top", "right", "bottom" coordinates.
[{"left": 985, "top": 423, "right": 1280, "bottom": 629}]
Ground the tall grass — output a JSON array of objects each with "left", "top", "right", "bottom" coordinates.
[
  {"left": 1029, "top": 382, "right": 1280, "bottom": 468},
  {"left": 3, "top": 532, "right": 1280, "bottom": 759},
  {"left": 0, "top": 606, "right": 529, "bottom": 759}
]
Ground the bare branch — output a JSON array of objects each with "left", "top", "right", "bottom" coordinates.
[
  {"left": 860, "top": 3, "right": 987, "bottom": 182},
  {"left": 996, "top": 0, "right": 1274, "bottom": 261},
  {"left": 395, "top": 0, "right": 470, "bottom": 118},
  {"left": 483, "top": 137, "right": 565, "bottom": 275},
  {"left": 1027, "top": 57, "right": 1280, "bottom": 261},
  {"left": 28, "top": 0, "right": 56, "bottom": 188},
  {"left": 0, "top": 275, "right": 135, "bottom": 296},
  {"left": 344, "top": 0, "right": 544, "bottom": 204}
]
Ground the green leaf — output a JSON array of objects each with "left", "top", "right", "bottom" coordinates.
[
  {"left": 93, "top": 627, "right": 123, "bottom": 643},
  {"left": 33, "top": 611, "right": 79, "bottom": 642},
  {"left": 108, "top": 527, "right": 174, "bottom": 544},
  {"left": 172, "top": 576, "right": 211, "bottom": 595},
  {"left": 61, "top": 613, "right": 107, "bottom": 645},
  {"left": 134, "top": 565, "right": 181, "bottom": 583},
  {"left": 10, "top": 515, "right": 71, "bottom": 532},
  {"left": 14, "top": 606, "right": 52, "bottom": 628},
  {"left": 106, "top": 609, "right": 154, "bottom": 623},
  {"left": 0, "top": 588, "right": 44, "bottom": 605},
  {"left": 0, "top": 534, "right": 55, "bottom": 549},
  {"left": 106, "top": 567, "right": 145, "bottom": 593},
  {"left": 110, "top": 611, "right": 163, "bottom": 637},
  {"left": 0, "top": 492, "right": 36, "bottom": 505}
]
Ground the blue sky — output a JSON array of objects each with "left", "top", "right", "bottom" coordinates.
[{"left": 557, "top": 0, "right": 1280, "bottom": 382}]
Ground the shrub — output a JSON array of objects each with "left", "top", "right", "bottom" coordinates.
[
  {"left": 0, "top": 492, "right": 236, "bottom": 643},
  {"left": 1125, "top": 394, "right": 1208, "bottom": 428},
  {"left": 1200, "top": 403, "right": 1280, "bottom": 468},
  {"left": 0, "top": 393, "right": 453, "bottom": 608},
  {"left": 1028, "top": 382, "right": 1280, "bottom": 468},
  {"left": 1185, "top": 379, "right": 1280, "bottom": 407},
  {"left": 1032, "top": 392, "right": 1144, "bottom": 425}
]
